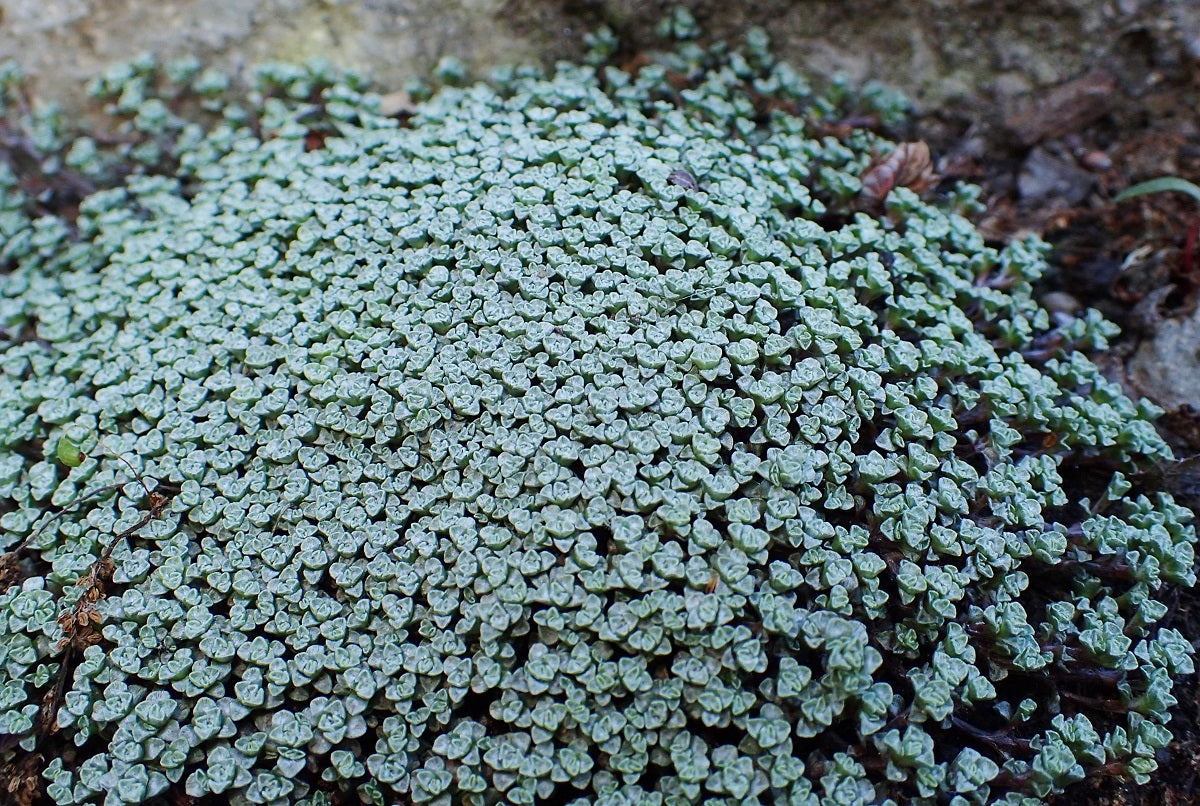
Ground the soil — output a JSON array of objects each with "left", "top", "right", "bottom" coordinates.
[{"left": 910, "top": 58, "right": 1200, "bottom": 806}]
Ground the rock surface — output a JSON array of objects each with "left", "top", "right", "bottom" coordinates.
[
  {"left": 1130, "top": 305, "right": 1200, "bottom": 411},
  {"left": 1, "top": 0, "right": 541, "bottom": 112},
  {"left": 1, "top": 0, "right": 1196, "bottom": 132}
]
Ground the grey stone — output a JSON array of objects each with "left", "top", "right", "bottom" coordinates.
[
  {"left": 0, "top": 0, "right": 1189, "bottom": 133},
  {"left": 1130, "top": 304, "right": 1200, "bottom": 411},
  {"left": 1018, "top": 146, "right": 1095, "bottom": 206}
]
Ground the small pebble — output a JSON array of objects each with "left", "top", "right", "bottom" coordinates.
[
  {"left": 1041, "top": 291, "right": 1082, "bottom": 314},
  {"left": 377, "top": 90, "right": 415, "bottom": 117},
  {"left": 1080, "top": 149, "right": 1112, "bottom": 171}
]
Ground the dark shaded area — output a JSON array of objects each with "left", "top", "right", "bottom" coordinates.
[{"left": 905, "top": 33, "right": 1200, "bottom": 806}]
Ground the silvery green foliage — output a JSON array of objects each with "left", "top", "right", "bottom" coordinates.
[{"left": 0, "top": 24, "right": 1196, "bottom": 806}]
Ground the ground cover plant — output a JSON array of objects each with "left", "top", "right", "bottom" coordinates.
[{"left": 0, "top": 11, "right": 1195, "bottom": 805}]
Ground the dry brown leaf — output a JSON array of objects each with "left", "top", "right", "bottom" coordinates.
[
  {"left": 859, "top": 141, "right": 937, "bottom": 209},
  {"left": 0, "top": 551, "right": 21, "bottom": 592},
  {"left": 0, "top": 752, "right": 43, "bottom": 806}
]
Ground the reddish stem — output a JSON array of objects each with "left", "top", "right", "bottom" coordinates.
[{"left": 1183, "top": 216, "right": 1200, "bottom": 288}]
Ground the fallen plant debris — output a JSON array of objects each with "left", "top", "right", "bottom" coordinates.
[
  {"left": 858, "top": 140, "right": 937, "bottom": 210},
  {"left": 1113, "top": 176, "right": 1200, "bottom": 299}
]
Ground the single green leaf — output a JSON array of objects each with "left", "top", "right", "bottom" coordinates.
[
  {"left": 55, "top": 437, "right": 85, "bottom": 467},
  {"left": 1113, "top": 176, "right": 1200, "bottom": 204}
]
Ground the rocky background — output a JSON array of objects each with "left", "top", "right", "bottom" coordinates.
[{"left": 1, "top": 1, "right": 1196, "bottom": 125}]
